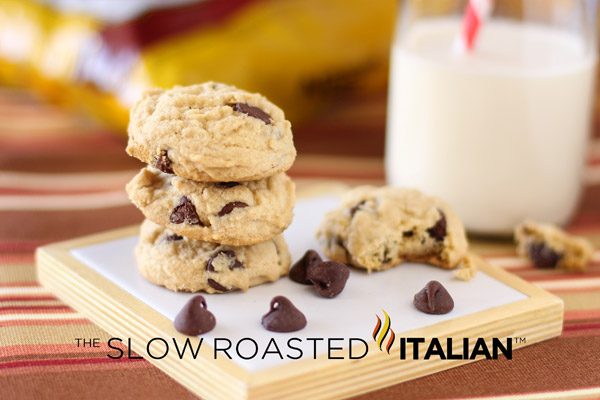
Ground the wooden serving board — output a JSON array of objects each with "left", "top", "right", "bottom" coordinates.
[{"left": 37, "top": 196, "right": 563, "bottom": 400}]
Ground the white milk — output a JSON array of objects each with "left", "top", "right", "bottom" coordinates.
[{"left": 386, "top": 18, "right": 596, "bottom": 235}]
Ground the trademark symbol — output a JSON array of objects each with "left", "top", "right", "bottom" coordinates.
[{"left": 514, "top": 337, "right": 527, "bottom": 344}]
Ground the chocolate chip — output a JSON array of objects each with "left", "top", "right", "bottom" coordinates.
[
  {"left": 215, "top": 182, "right": 240, "bottom": 188},
  {"left": 307, "top": 261, "right": 350, "bottom": 298},
  {"left": 261, "top": 296, "right": 307, "bottom": 332},
  {"left": 333, "top": 236, "right": 350, "bottom": 258},
  {"left": 413, "top": 280, "right": 454, "bottom": 314},
  {"left": 170, "top": 196, "right": 202, "bottom": 225},
  {"left": 217, "top": 201, "right": 248, "bottom": 217},
  {"left": 165, "top": 233, "right": 183, "bottom": 242},
  {"left": 206, "top": 250, "right": 244, "bottom": 272},
  {"left": 154, "top": 150, "right": 174, "bottom": 174},
  {"left": 427, "top": 211, "right": 447, "bottom": 241},
  {"left": 228, "top": 102, "right": 272, "bottom": 124},
  {"left": 382, "top": 247, "right": 392, "bottom": 264},
  {"left": 207, "top": 279, "right": 230, "bottom": 293},
  {"left": 528, "top": 242, "right": 562, "bottom": 269},
  {"left": 403, "top": 230, "right": 414, "bottom": 238},
  {"left": 289, "top": 250, "right": 322, "bottom": 285},
  {"left": 173, "top": 295, "right": 216, "bottom": 335},
  {"left": 350, "top": 200, "right": 366, "bottom": 217}
]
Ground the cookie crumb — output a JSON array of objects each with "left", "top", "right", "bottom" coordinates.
[
  {"left": 453, "top": 256, "right": 478, "bottom": 281},
  {"left": 515, "top": 220, "right": 594, "bottom": 272}
]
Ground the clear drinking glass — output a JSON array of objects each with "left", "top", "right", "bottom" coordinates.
[{"left": 386, "top": 0, "right": 597, "bottom": 235}]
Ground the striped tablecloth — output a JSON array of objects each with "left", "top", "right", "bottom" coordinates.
[{"left": 1, "top": 88, "right": 600, "bottom": 400}]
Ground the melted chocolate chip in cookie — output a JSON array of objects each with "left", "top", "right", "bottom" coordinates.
[
  {"left": 173, "top": 295, "right": 216, "bottom": 335},
  {"left": 206, "top": 250, "right": 244, "bottom": 272},
  {"left": 170, "top": 196, "right": 203, "bottom": 226},
  {"left": 218, "top": 201, "right": 248, "bottom": 216},
  {"left": 165, "top": 233, "right": 184, "bottom": 242},
  {"left": 214, "top": 182, "right": 240, "bottom": 189},
  {"left": 528, "top": 242, "right": 562, "bottom": 269},
  {"left": 382, "top": 247, "right": 392, "bottom": 264},
  {"left": 261, "top": 296, "right": 307, "bottom": 332},
  {"left": 154, "top": 150, "right": 174, "bottom": 174},
  {"left": 228, "top": 103, "right": 272, "bottom": 125},
  {"left": 307, "top": 261, "right": 350, "bottom": 298},
  {"left": 333, "top": 236, "right": 351, "bottom": 258},
  {"left": 426, "top": 211, "right": 447, "bottom": 241},
  {"left": 207, "top": 279, "right": 231, "bottom": 293},
  {"left": 349, "top": 200, "right": 366, "bottom": 217},
  {"left": 413, "top": 281, "right": 454, "bottom": 314},
  {"left": 289, "top": 250, "right": 322, "bottom": 285}
]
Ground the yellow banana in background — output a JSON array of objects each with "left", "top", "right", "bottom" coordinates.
[{"left": 0, "top": 0, "right": 397, "bottom": 131}]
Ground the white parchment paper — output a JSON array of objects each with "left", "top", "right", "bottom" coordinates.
[{"left": 71, "top": 196, "right": 527, "bottom": 371}]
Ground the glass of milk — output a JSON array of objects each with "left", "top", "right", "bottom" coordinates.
[{"left": 386, "top": 0, "right": 597, "bottom": 235}]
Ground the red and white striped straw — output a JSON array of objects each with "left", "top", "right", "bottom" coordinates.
[{"left": 457, "top": 0, "right": 494, "bottom": 52}]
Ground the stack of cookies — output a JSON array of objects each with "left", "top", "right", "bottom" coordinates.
[{"left": 125, "top": 82, "right": 296, "bottom": 293}]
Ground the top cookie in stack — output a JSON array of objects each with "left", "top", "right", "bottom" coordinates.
[
  {"left": 126, "top": 82, "right": 296, "bottom": 183},
  {"left": 125, "top": 82, "right": 296, "bottom": 293}
]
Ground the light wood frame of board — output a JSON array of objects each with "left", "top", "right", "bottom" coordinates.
[{"left": 37, "top": 225, "right": 563, "bottom": 400}]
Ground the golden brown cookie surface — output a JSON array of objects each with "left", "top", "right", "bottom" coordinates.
[
  {"left": 127, "top": 167, "right": 295, "bottom": 246},
  {"left": 317, "top": 186, "right": 469, "bottom": 272},
  {"left": 135, "top": 220, "right": 291, "bottom": 293},
  {"left": 126, "top": 82, "right": 296, "bottom": 182}
]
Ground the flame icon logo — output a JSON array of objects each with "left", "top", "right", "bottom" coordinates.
[{"left": 372, "top": 310, "right": 395, "bottom": 354}]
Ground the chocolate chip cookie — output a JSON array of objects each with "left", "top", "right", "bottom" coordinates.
[
  {"left": 126, "top": 82, "right": 296, "bottom": 182},
  {"left": 316, "top": 186, "right": 469, "bottom": 271},
  {"left": 515, "top": 220, "right": 594, "bottom": 272},
  {"left": 126, "top": 167, "right": 295, "bottom": 246},
  {"left": 136, "top": 220, "right": 291, "bottom": 293}
]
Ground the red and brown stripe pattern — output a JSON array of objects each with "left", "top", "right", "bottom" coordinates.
[{"left": 1, "top": 86, "right": 600, "bottom": 399}]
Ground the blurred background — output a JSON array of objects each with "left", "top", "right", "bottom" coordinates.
[
  {"left": 0, "top": 0, "right": 599, "bottom": 234},
  {"left": 1, "top": 0, "right": 600, "bottom": 157},
  {"left": 0, "top": 0, "right": 397, "bottom": 158}
]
